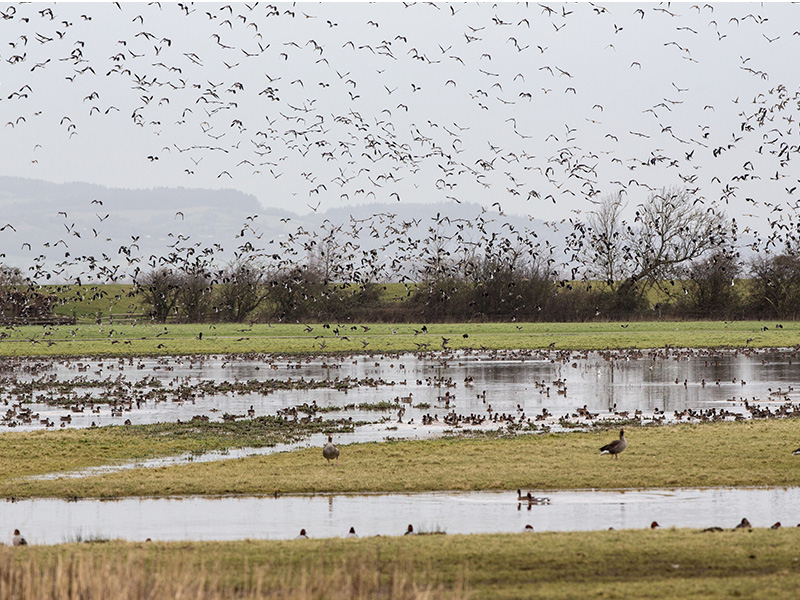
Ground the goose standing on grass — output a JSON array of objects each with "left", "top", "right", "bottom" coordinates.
[
  {"left": 600, "top": 428, "right": 627, "bottom": 459},
  {"left": 323, "top": 435, "right": 340, "bottom": 466},
  {"left": 793, "top": 446, "right": 800, "bottom": 455}
]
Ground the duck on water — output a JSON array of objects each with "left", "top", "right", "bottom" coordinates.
[{"left": 516, "top": 489, "right": 551, "bottom": 505}]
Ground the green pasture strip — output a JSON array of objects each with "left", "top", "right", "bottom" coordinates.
[
  {"left": 45, "top": 283, "right": 416, "bottom": 320},
  {"left": 0, "top": 418, "right": 355, "bottom": 483},
  {"left": 46, "top": 284, "right": 145, "bottom": 319},
  {"left": 4, "top": 419, "right": 800, "bottom": 499},
  {"left": 4, "top": 529, "right": 800, "bottom": 599},
  {"left": 1, "top": 321, "right": 799, "bottom": 357}
]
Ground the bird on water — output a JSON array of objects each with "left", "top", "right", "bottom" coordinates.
[
  {"left": 600, "top": 428, "right": 627, "bottom": 459},
  {"left": 12, "top": 529, "right": 27, "bottom": 546},
  {"left": 323, "top": 434, "right": 340, "bottom": 465}
]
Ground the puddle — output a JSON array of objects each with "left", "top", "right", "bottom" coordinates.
[{"left": 2, "top": 487, "right": 797, "bottom": 546}]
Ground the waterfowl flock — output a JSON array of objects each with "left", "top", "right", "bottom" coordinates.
[
  {"left": 293, "top": 523, "right": 451, "bottom": 540},
  {"left": 3, "top": 347, "right": 800, "bottom": 435},
  {"left": 1, "top": 2, "right": 800, "bottom": 556}
]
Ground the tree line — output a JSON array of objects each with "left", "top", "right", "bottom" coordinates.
[
  {"left": 4, "top": 187, "right": 800, "bottom": 323},
  {"left": 129, "top": 188, "right": 800, "bottom": 323}
]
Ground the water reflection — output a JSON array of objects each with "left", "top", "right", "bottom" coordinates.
[
  {"left": 3, "top": 349, "right": 800, "bottom": 434},
  {"left": 2, "top": 487, "right": 798, "bottom": 546}
]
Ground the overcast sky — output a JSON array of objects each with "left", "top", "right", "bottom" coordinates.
[{"left": 1, "top": 2, "right": 799, "bottom": 246}]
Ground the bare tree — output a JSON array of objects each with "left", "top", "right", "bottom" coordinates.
[
  {"left": 0, "top": 264, "right": 53, "bottom": 322},
  {"left": 683, "top": 251, "right": 741, "bottom": 317},
  {"left": 136, "top": 267, "right": 180, "bottom": 323},
  {"left": 307, "top": 224, "right": 345, "bottom": 284},
  {"left": 749, "top": 253, "right": 800, "bottom": 319},
  {"left": 577, "top": 188, "right": 734, "bottom": 314},
  {"left": 177, "top": 265, "right": 213, "bottom": 322},
  {"left": 216, "top": 258, "right": 270, "bottom": 322},
  {"left": 266, "top": 264, "right": 325, "bottom": 321},
  {"left": 582, "top": 192, "right": 626, "bottom": 288},
  {"left": 159, "top": 243, "right": 218, "bottom": 323}
]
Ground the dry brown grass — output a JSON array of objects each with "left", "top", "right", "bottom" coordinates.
[
  {"left": 0, "top": 551, "right": 466, "bottom": 600},
  {"left": 4, "top": 528, "right": 800, "bottom": 600}
]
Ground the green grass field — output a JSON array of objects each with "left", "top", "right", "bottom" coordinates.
[
  {"left": 45, "top": 283, "right": 412, "bottom": 321},
  {"left": 46, "top": 283, "right": 146, "bottom": 320},
  {"left": 3, "top": 419, "right": 799, "bottom": 499},
  {"left": 1, "top": 320, "right": 798, "bottom": 356},
  {"left": 0, "top": 419, "right": 356, "bottom": 487},
  {"left": 4, "top": 307, "right": 800, "bottom": 599}
]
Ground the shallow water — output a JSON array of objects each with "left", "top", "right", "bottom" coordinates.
[
  {"left": 3, "top": 349, "right": 800, "bottom": 435},
  {"left": 2, "top": 487, "right": 797, "bottom": 546}
]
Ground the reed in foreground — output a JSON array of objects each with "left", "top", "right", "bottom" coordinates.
[
  {"left": 3, "top": 528, "right": 800, "bottom": 599},
  {"left": 0, "top": 553, "right": 463, "bottom": 600}
]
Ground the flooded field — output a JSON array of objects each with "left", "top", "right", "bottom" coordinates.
[
  {"left": 3, "top": 349, "right": 800, "bottom": 438},
  {"left": 4, "top": 350, "right": 800, "bottom": 545},
  {"left": 2, "top": 487, "right": 797, "bottom": 546}
]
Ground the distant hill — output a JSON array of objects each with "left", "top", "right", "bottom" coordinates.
[{"left": 0, "top": 176, "right": 562, "bottom": 283}]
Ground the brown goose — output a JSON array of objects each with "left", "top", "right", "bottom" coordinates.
[
  {"left": 600, "top": 428, "right": 627, "bottom": 459},
  {"left": 323, "top": 435, "right": 340, "bottom": 466}
]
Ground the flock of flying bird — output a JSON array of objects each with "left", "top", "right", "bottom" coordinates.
[
  {"left": 1, "top": 3, "right": 800, "bottom": 288},
  {"left": 4, "top": 4, "right": 800, "bottom": 547}
]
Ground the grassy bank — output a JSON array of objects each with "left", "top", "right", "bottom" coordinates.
[
  {"left": 4, "top": 419, "right": 800, "bottom": 498},
  {"left": 1, "top": 320, "right": 799, "bottom": 357},
  {"left": 0, "top": 419, "right": 356, "bottom": 484},
  {"left": 3, "top": 528, "right": 800, "bottom": 599}
]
